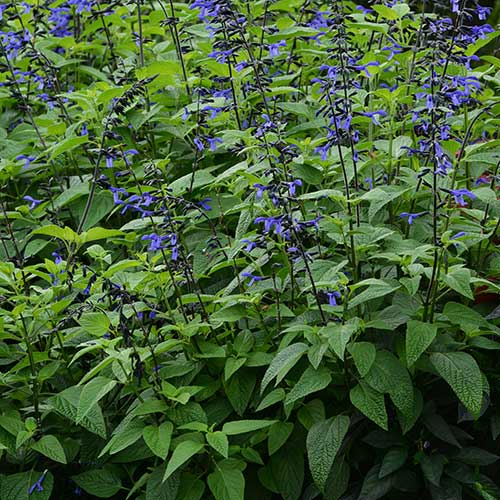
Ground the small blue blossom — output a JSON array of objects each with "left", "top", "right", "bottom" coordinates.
[
  {"left": 242, "top": 272, "right": 264, "bottom": 286},
  {"left": 29, "top": 471, "right": 47, "bottom": 495},
  {"left": 23, "top": 195, "right": 41, "bottom": 210},
  {"left": 400, "top": 212, "right": 423, "bottom": 225},
  {"left": 268, "top": 40, "right": 286, "bottom": 58},
  {"left": 449, "top": 188, "right": 476, "bottom": 206},
  {"left": 326, "top": 291, "right": 341, "bottom": 306}
]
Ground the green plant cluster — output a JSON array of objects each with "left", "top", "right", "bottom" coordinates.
[{"left": 0, "top": 0, "right": 500, "bottom": 498}]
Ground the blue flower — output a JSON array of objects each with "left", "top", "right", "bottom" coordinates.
[
  {"left": 16, "top": 154, "right": 36, "bottom": 169},
  {"left": 242, "top": 272, "right": 264, "bottom": 286},
  {"left": 361, "top": 110, "right": 387, "bottom": 125},
  {"left": 194, "top": 137, "right": 204, "bottom": 151},
  {"left": 29, "top": 471, "right": 47, "bottom": 495},
  {"left": 326, "top": 291, "right": 341, "bottom": 306},
  {"left": 207, "top": 137, "right": 222, "bottom": 151},
  {"left": 449, "top": 188, "right": 476, "bottom": 206},
  {"left": 268, "top": 40, "right": 286, "bottom": 58},
  {"left": 23, "top": 195, "right": 41, "bottom": 210},
  {"left": 242, "top": 239, "right": 258, "bottom": 252},
  {"left": 400, "top": 212, "right": 423, "bottom": 225},
  {"left": 450, "top": 231, "right": 466, "bottom": 240},
  {"left": 198, "top": 198, "right": 212, "bottom": 210}
]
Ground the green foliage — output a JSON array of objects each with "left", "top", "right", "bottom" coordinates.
[{"left": 1, "top": 0, "right": 500, "bottom": 497}]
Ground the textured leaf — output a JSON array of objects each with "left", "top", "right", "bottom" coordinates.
[
  {"left": 31, "top": 435, "right": 66, "bottom": 464},
  {"left": 222, "top": 419, "right": 276, "bottom": 435},
  {"left": 325, "top": 321, "right": 359, "bottom": 360},
  {"left": 163, "top": 441, "right": 204, "bottom": 482},
  {"left": 364, "top": 350, "right": 414, "bottom": 419},
  {"left": 225, "top": 370, "right": 256, "bottom": 416},
  {"left": 207, "top": 432, "right": 229, "bottom": 458},
  {"left": 269, "top": 443, "right": 304, "bottom": 500},
  {"left": 207, "top": 460, "right": 245, "bottom": 500},
  {"left": 143, "top": 421, "right": 173, "bottom": 459},
  {"left": 350, "top": 382, "right": 388, "bottom": 430},
  {"left": 145, "top": 467, "right": 180, "bottom": 500},
  {"left": 77, "top": 377, "right": 117, "bottom": 424},
  {"left": 256, "top": 388, "right": 286, "bottom": 411},
  {"left": 348, "top": 342, "right": 376, "bottom": 377},
  {"left": 268, "top": 422, "right": 294, "bottom": 455},
  {"left": 430, "top": 352, "right": 483, "bottom": 418},
  {"left": 261, "top": 343, "right": 308, "bottom": 392},
  {"left": 72, "top": 469, "right": 122, "bottom": 498},
  {"left": 379, "top": 448, "right": 408, "bottom": 478},
  {"left": 421, "top": 454, "right": 445, "bottom": 486},
  {"left": 306, "top": 415, "right": 350, "bottom": 490},
  {"left": 358, "top": 465, "right": 393, "bottom": 500},
  {"left": 406, "top": 321, "right": 437, "bottom": 367},
  {"left": 348, "top": 279, "right": 400, "bottom": 309},
  {"left": 284, "top": 366, "right": 331, "bottom": 406},
  {"left": 49, "top": 386, "right": 107, "bottom": 438}
]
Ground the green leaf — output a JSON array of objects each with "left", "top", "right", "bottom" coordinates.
[
  {"left": 350, "top": 382, "right": 388, "bottom": 430},
  {"left": 49, "top": 386, "right": 107, "bottom": 438},
  {"left": 442, "top": 268, "right": 474, "bottom": 299},
  {"left": 207, "top": 432, "right": 229, "bottom": 458},
  {"left": 82, "top": 227, "right": 124, "bottom": 243},
  {"left": 143, "top": 421, "right": 173, "bottom": 459},
  {"left": 358, "top": 465, "right": 393, "bottom": 500},
  {"left": 77, "top": 377, "right": 117, "bottom": 424},
  {"left": 145, "top": 466, "right": 180, "bottom": 500},
  {"left": 364, "top": 350, "right": 414, "bottom": 419},
  {"left": 31, "top": 435, "right": 66, "bottom": 464},
  {"left": 420, "top": 454, "right": 444, "bottom": 486},
  {"left": 48, "top": 135, "right": 88, "bottom": 160},
  {"left": 261, "top": 343, "right": 308, "bottom": 392},
  {"left": 222, "top": 419, "right": 276, "bottom": 435},
  {"left": 307, "top": 415, "right": 350, "bottom": 491},
  {"left": 268, "top": 422, "right": 294, "bottom": 455},
  {"left": 207, "top": 460, "right": 245, "bottom": 500},
  {"left": 348, "top": 342, "right": 376, "bottom": 377},
  {"left": 225, "top": 370, "right": 256, "bottom": 416},
  {"left": 405, "top": 321, "right": 438, "bottom": 367},
  {"left": 101, "top": 419, "right": 145, "bottom": 457},
  {"left": 72, "top": 468, "right": 122, "bottom": 498},
  {"left": 163, "top": 441, "right": 204, "bottom": 482},
  {"left": 379, "top": 448, "right": 408, "bottom": 478},
  {"left": 348, "top": 279, "right": 400, "bottom": 309},
  {"left": 284, "top": 366, "right": 331, "bottom": 406},
  {"left": 32, "top": 225, "right": 79, "bottom": 243},
  {"left": 324, "top": 320, "right": 359, "bottom": 360},
  {"left": 256, "top": 389, "right": 286, "bottom": 411},
  {"left": 78, "top": 312, "right": 111, "bottom": 337},
  {"left": 224, "top": 357, "right": 246, "bottom": 381},
  {"left": 430, "top": 352, "right": 483, "bottom": 418}
]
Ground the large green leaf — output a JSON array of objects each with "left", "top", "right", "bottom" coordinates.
[
  {"left": 284, "top": 366, "right": 331, "bottom": 406},
  {"left": 307, "top": 415, "right": 350, "bottom": 490},
  {"left": 350, "top": 381, "right": 388, "bottom": 430},
  {"left": 430, "top": 352, "right": 483, "bottom": 418},
  {"left": 207, "top": 460, "right": 245, "bottom": 500},
  {"left": 163, "top": 441, "right": 205, "bottom": 482},
  {"left": 405, "top": 321, "right": 437, "bottom": 367},
  {"left": 31, "top": 435, "right": 67, "bottom": 464},
  {"left": 364, "top": 350, "right": 414, "bottom": 419},
  {"left": 261, "top": 343, "right": 309, "bottom": 392},
  {"left": 0, "top": 471, "right": 54, "bottom": 500},
  {"left": 222, "top": 419, "right": 276, "bottom": 435},
  {"left": 72, "top": 469, "right": 122, "bottom": 498},
  {"left": 143, "top": 422, "right": 173, "bottom": 459},
  {"left": 77, "top": 377, "right": 117, "bottom": 424}
]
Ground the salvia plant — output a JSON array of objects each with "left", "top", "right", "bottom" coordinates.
[{"left": 0, "top": 0, "right": 500, "bottom": 498}]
